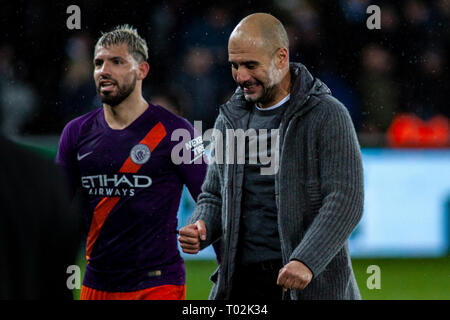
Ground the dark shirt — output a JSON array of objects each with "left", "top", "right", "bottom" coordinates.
[{"left": 239, "top": 98, "right": 289, "bottom": 265}]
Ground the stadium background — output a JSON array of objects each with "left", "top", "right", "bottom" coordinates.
[{"left": 0, "top": 0, "right": 448, "bottom": 299}]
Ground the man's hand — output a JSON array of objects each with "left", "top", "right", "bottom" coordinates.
[
  {"left": 277, "top": 260, "right": 313, "bottom": 291},
  {"left": 178, "top": 220, "right": 207, "bottom": 254}
]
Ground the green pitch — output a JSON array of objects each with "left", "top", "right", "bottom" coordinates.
[
  {"left": 352, "top": 257, "right": 450, "bottom": 300},
  {"left": 73, "top": 257, "right": 450, "bottom": 300}
]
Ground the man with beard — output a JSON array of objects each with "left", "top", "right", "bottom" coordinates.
[
  {"left": 57, "top": 25, "right": 208, "bottom": 299},
  {"left": 178, "top": 13, "right": 364, "bottom": 300}
]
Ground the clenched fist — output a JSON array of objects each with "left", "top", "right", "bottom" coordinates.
[
  {"left": 277, "top": 260, "right": 313, "bottom": 291},
  {"left": 178, "top": 220, "right": 207, "bottom": 254}
]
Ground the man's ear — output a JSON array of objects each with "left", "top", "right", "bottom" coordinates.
[
  {"left": 137, "top": 61, "right": 150, "bottom": 80},
  {"left": 275, "top": 47, "right": 289, "bottom": 69}
]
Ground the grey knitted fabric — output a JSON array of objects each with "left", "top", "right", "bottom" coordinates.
[{"left": 188, "top": 63, "right": 364, "bottom": 300}]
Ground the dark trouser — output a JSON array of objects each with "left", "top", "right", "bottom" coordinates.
[{"left": 230, "top": 259, "right": 284, "bottom": 300}]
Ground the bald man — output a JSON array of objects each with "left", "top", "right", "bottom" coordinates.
[{"left": 179, "top": 13, "right": 364, "bottom": 300}]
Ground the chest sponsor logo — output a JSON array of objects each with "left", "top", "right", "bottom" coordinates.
[
  {"left": 81, "top": 174, "right": 152, "bottom": 197},
  {"left": 130, "top": 144, "right": 151, "bottom": 165}
]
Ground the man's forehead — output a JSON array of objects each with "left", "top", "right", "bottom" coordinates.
[
  {"left": 228, "top": 36, "right": 269, "bottom": 62},
  {"left": 94, "top": 43, "right": 130, "bottom": 58},
  {"left": 229, "top": 33, "right": 264, "bottom": 50}
]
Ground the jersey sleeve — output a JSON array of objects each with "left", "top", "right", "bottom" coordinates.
[
  {"left": 170, "top": 118, "right": 208, "bottom": 202},
  {"left": 56, "top": 120, "right": 81, "bottom": 196}
]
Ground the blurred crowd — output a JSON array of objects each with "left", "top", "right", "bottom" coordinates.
[{"left": 0, "top": 0, "right": 448, "bottom": 147}]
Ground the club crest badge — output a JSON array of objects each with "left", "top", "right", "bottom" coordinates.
[{"left": 130, "top": 144, "right": 151, "bottom": 164}]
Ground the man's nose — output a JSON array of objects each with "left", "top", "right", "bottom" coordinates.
[
  {"left": 236, "top": 67, "right": 251, "bottom": 84},
  {"left": 97, "top": 61, "right": 112, "bottom": 77}
]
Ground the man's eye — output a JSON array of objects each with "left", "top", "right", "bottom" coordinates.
[
  {"left": 247, "top": 64, "right": 255, "bottom": 69},
  {"left": 230, "top": 63, "right": 238, "bottom": 69},
  {"left": 113, "top": 60, "right": 122, "bottom": 65}
]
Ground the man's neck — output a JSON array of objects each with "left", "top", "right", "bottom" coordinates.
[{"left": 103, "top": 90, "right": 148, "bottom": 130}]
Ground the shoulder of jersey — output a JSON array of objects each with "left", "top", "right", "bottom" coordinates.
[
  {"left": 62, "top": 107, "right": 103, "bottom": 139},
  {"left": 150, "top": 103, "right": 193, "bottom": 130},
  {"left": 65, "top": 107, "right": 102, "bottom": 129}
]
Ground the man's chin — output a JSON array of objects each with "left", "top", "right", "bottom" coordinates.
[
  {"left": 97, "top": 78, "right": 135, "bottom": 107},
  {"left": 243, "top": 93, "right": 261, "bottom": 103},
  {"left": 99, "top": 94, "right": 122, "bottom": 107}
]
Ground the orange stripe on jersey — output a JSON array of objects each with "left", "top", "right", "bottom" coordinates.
[
  {"left": 119, "top": 122, "right": 167, "bottom": 173},
  {"left": 86, "top": 197, "right": 120, "bottom": 260},
  {"left": 85, "top": 122, "right": 167, "bottom": 260}
]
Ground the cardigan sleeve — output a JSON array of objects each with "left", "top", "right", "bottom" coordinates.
[{"left": 289, "top": 97, "right": 364, "bottom": 277}]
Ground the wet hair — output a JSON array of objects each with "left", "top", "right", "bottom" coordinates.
[{"left": 95, "top": 24, "right": 148, "bottom": 63}]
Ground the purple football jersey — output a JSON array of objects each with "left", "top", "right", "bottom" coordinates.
[{"left": 56, "top": 104, "right": 207, "bottom": 292}]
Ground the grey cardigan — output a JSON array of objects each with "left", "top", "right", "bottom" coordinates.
[{"left": 188, "top": 63, "right": 364, "bottom": 300}]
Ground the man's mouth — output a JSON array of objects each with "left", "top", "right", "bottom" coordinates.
[
  {"left": 99, "top": 80, "right": 116, "bottom": 92},
  {"left": 243, "top": 83, "right": 260, "bottom": 94}
]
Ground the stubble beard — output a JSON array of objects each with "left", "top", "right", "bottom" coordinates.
[
  {"left": 97, "top": 74, "right": 137, "bottom": 107},
  {"left": 244, "top": 59, "right": 283, "bottom": 105}
]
